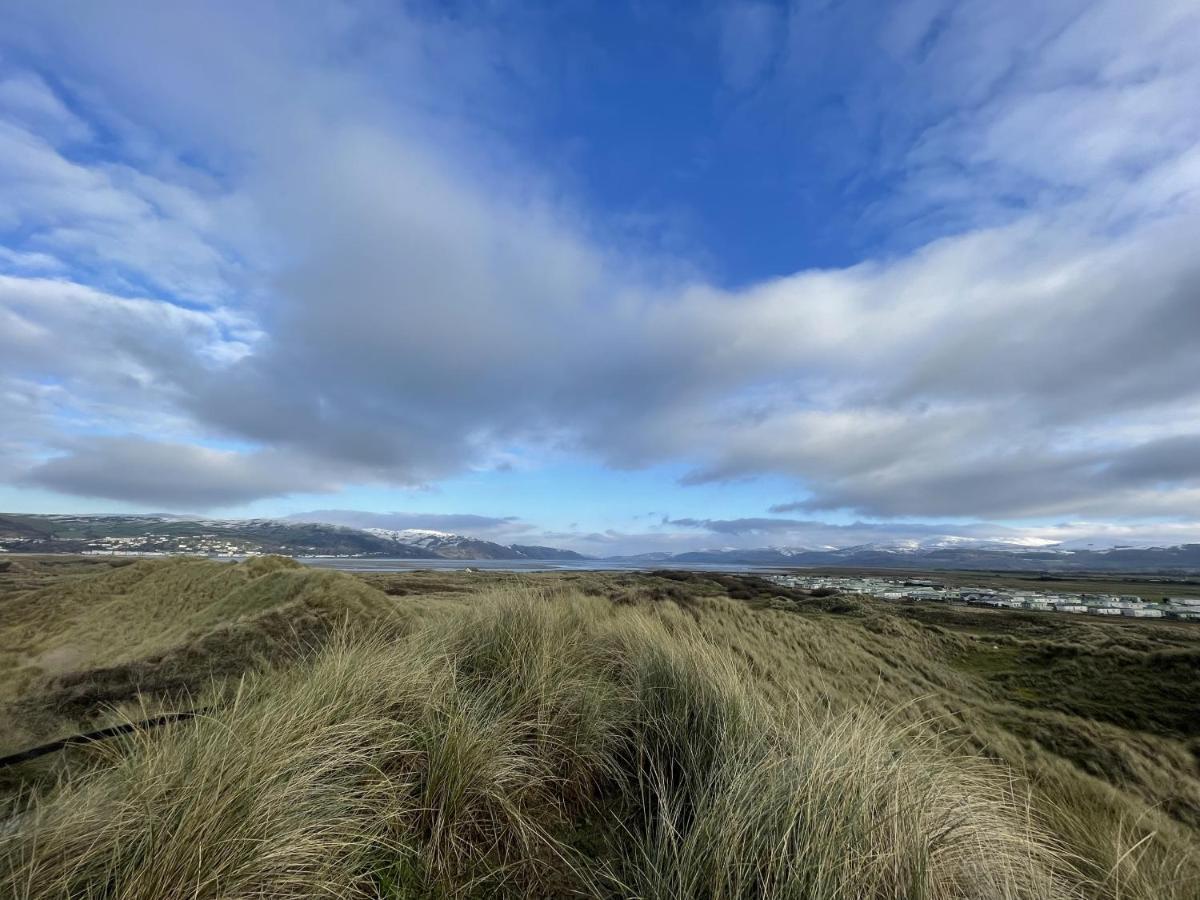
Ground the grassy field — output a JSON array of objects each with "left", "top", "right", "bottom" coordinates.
[{"left": 1, "top": 556, "right": 1198, "bottom": 898}]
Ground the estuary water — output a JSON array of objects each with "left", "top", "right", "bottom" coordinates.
[{"left": 296, "top": 557, "right": 792, "bottom": 574}]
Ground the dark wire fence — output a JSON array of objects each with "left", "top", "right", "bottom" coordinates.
[{"left": 0, "top": 709, "right": 208, "bottom": 769}]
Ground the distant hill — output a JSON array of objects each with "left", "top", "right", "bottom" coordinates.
[
  {"left": 357, "top": 527, "right": 588, "bottom": 560},
  {"left": 5, "top": 514, "right": 1199, "bottom": 571},
  {"left": 0, "top": 514, "right": 587, "bottom": 561},
  {"left": 637, "top": 540, "right": 1200, "bottom": 573}
]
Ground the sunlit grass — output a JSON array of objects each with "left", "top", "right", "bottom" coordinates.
[
  {"left": 1, "top": 559, "right": 1196, "bottom": 898},
  {"left": 2, "top": 588, "right": 1087, "bottom": 899}
]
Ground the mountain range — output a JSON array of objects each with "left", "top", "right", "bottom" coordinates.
[
  {"left": 657, "top": 542, "right": 1200, "bottom": 572},
  {"left": 2, "top": 513, "right": 1199, "bottom": 572},
  {"left": 0, "top": 514, "right": 585, "bottom": 561}
]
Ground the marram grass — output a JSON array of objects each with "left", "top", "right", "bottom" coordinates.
[{"left": 0, "top": 584, "right": 1180, "bottom": 899}]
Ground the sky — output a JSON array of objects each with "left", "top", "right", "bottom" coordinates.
[{"left": 2, "top": 0, "right": 1199, "bottom": 556}]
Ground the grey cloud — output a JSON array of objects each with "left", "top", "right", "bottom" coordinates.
[
  {"left": 762, "top": 431, "right": 1200, "bottom": 519},
  {"left": 1105, "top": 435, "right": 1200, "bottom": 483},
  {"left": 879, "top": 224, "right": 1200, "bottom": 422},
  {"left": 663, "top": 516, "right": 813, "bottom": 535},
  {"left": 23, "top": 437, "right": 340, "bottom": 509}
]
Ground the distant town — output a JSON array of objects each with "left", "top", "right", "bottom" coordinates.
[
  {"left": 765, "top": 574, "right": 1200, "bottom": 620},
  {"left": 78, "top": 535, "right": 261, "bottom": 556}
]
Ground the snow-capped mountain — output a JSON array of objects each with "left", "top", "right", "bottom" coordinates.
[
  {"left": 365, "top": 528, "right": 462, "bottom": 550},
  {"left": 0, "top": 514, "right": 587, "bottom": 560},
  {"left": 363, "top": 528, "right": 586, "bottom": 560},
  {"left": 836, "top": 535, "right": 1065, "bottom": 553},
  {"left": 651, "top": 539, "right": 1200, "bottom": 572}
]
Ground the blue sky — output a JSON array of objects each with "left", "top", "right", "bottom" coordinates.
[{"left": 2, "top": 1, "right": 1200, "bottom": 554}]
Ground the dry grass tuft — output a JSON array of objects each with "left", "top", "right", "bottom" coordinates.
[{"left": 2, "top": 588, "right": 1088, "bottom": 899}]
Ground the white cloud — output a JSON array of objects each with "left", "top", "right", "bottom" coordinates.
[
  {"left": 0, "top": 70, "right": 91, "bottom": 144},
  {"left": 0, "top": 118, "right": 245, "bottom": 304}
]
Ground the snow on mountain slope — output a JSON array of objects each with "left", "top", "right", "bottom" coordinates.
[
  {"left": 364, "top": 528, "right": 586, "bottom": 560},
  {"left": 841, "top": 535, "right": 1064, "bottom": 554},
  {"left": 366, "top": 528, "right": 460, "bottom": 549}
]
